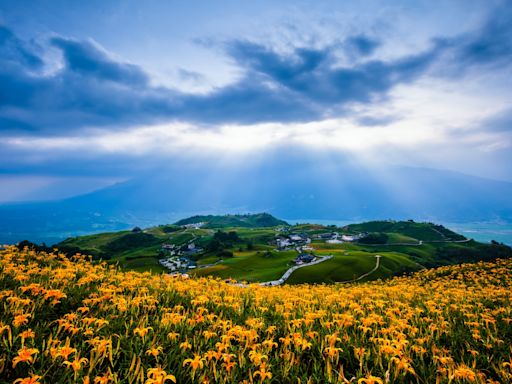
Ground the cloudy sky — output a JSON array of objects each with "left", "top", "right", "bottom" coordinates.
[{"left": 1, "top": 0, "right": 511, "bottom": 202}]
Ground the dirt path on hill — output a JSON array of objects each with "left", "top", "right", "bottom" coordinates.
[
  {"left": 259, "top": 255, "right": 333, "bottom": 286},
  {"left": 336, "top": 254, "right": 381, "bottom": 283}
]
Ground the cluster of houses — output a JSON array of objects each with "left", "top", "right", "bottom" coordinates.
[
  {"left": 159, "top": 241, "right": 201, "bottom": 271},
  {"left": 181, "top": 222, "right": 205, "bottom": 229},
  {"left": 313, "top": 232, "right": 367, "bottom": 244},
  {"left": 276, "top": 231, "right": 367, "bottom": 251},
  {"left": 161, "top": 242, "right": 202, "bottom": 257},
  {"left": 158, "top": 226, "right": 368, "bottom": 272},
  {"left": 159, "top": 257, "right": 197, "bottom": 271},
  {"left": 286, "top": 231, "right": 368, "bottom": 265},
  {"left": 275, "top": 233, "right": 311, "bottom": 250}
]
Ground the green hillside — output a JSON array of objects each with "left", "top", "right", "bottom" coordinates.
[
  {"left": 345, "top": 220, "right": 466, "bottom": 241},
  {"left": 194, "top": 249, "right": 298, "bottom": 282},
  {"left": 286, "top": 251, "right": 419, "bottom": 284},
  {"left": 174, "top": 213, "right": 288, "bottom": 228},
  {"left": 30, "top": 216, "right": 512, "bottom": 284}
]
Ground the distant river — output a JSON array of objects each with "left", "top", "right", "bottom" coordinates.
[{"left": 285, "top": 218, "right": 512, "bottom": 246}]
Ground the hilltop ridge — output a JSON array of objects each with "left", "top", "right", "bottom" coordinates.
[
  {"left": 37, "top": 215, "right": 512, "bottom": 284},
  {"left": 174, "top": 213, "right": 288, "bottom": 228}
]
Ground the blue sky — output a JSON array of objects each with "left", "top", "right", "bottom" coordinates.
[{"left": 1, "top": 0, "right": 511, "bottom": 201}]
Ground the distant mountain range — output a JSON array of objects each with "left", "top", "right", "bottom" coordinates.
[{"left": 1, "top": 162, "right": 512, "bottom": 244}]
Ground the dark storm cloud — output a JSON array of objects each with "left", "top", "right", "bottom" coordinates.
[
  {"left": 1, "top": 4, "right": 511, "bottom": 135},
  {"left": 224, "top": 40, "right": 438, "bottom": 106},
  {"left": 0, "top": 25, "right": 43, "bottom": 70},
  {"left": 431, "top": 4, "right": 512, "bottom": 74},
  {"left": 0, "top": 29, "right": 181, "bottom": 132},
  {"left": 50, "top": 37, "right": 150, "bottom": 86},
  {"left": 0, "top": 28, "right": 439, "bottom": 132},
  {"left": 345, "top": 35, "right": 380, "bottom": 57},
  {"left": 454, "top": 5, "right": 512, "bottom": 67}
]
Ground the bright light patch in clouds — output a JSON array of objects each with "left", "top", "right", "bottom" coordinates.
[
  {"left": 6, "top": 71, "right": 511, "bottom": 159},
  {"left": 1, "top": 0, "right": 512, "bottom": 204},
  {"left": 6, "top": 112, "right": 507, "bottom": 156}
]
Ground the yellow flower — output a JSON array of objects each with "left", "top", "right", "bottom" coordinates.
[
  {"left": 353, "top": 347, "right": 366, "bottom": 361},
  {"left": 55, "top": 344, "right": 77, "bottom": 360},
  {"left": 249, "top": 350, "right": 268, "bottom": 365},
  {"left": 222, "top": 354, "right": 237, "bottom": 373},
  {"left": 134, "top": 326, "right": 153, "bottom": 338},
  {"left": 0, "top": 323, "right": 11, "bottom": 336},
  {"left": 93, "top": 373, "right": 112, "bottom": 384},
  {"left": 204, "top": 350, "right": 220, "bottom": 362},
  {"left": 391, "top": 356, "right": 416, "bottom": 375},
  {"left": 12, "top": 347, "right": 39, "bottom": 367},
  {"left": 358, "top": 375, "right": 383, "bottom": 384},
  {"left": 13, "top": 313, "right": 30, "bottom": 328},
  {"left": 64, "top": 356, "right": 89, "bottom": 373},
  {"left": 452, "top": 365, "right": 477, "bottom": 382},
  {"left": 324, "top": 346, "right": 342, "bottom": 359},
  {"left": 146, "top": 346, "right": 163, "bottom": 358},
  {"left": 183, "top": 354, "right": 204, "bottom": 372},
  {"left": 13, "top": 375, "right": 42, "bottom": 384},
  {"left": 88, "top": 337, "right": 112, "bottom": 358},
  {"left": 146, "top": 367, "right": 176, "bottom": 384},
  {"left": 43, "top": 289, "right": 67, "bottom": 305},
  {"left": 253, "top": 363, "right": 272, "bottom": 382},
  {"left": 20, "top": 328, "right": 35, "bottom": 340},
  {"left": 180, "top": 340, "right": 192, "bottom": 351}
]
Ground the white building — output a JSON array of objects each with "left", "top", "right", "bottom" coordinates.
[
  {"left": 277, "top": 238, "right": 291, "bottom": 248},
  {"left": 182, "top": 222, "right": 206, "bottom": 229}
]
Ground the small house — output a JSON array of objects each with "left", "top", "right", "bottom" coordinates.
[{"left": 294, "top": 253, "right": 315, "bottom": 265}]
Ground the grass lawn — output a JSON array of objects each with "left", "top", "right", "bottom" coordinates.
[
  {"left": 54, "top": 217, "right": 502, "bottom": 283},
  {"left": 108, "top": 253, "right": 167, "bottom": 273},
  {"left": 192, "top": 250, "right": 297, "bottom": 282},
  {"left": 386, "top": 232, "right": 420, "bottom": 243},
  {"left": 59, "top": 230, "right": 131, "bottom": 254},
  {"left": 286, "top": 251, "right": 419, "bottom": 284}
]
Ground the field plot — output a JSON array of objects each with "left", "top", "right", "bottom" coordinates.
[
  {"left": 286, "top": 251, "right": 419, "bottom": 284},
  {"left": 193, "top": 250, "right": 298, "bottom": 282}
]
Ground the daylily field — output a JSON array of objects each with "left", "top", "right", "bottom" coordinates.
[{"left": 0, "top": 246, "right": 511, "bottom": 383}]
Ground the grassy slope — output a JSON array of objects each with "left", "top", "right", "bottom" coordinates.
[
  {"left": 175, "top": 213, "right": 288, "bottom": 228},
  {"left": 59, "top": 230, "right": 168, "bottom": 272},
  {"left": 193, "top": 250, "right": 297, "bottom": 282},
  {"left": 54, "top": 217, "right": 512, "bottom": 284},
  {"left": 286, "top": 251, "right": 419, "bottom": 284},
  {"left": 58, "top": 230, "right": 131, "bottom": 254},
  {"left": 346, "top": 221, "right": 462, "bottom": 241}
]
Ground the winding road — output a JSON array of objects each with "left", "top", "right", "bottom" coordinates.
[
  {"left": 259, "top": 255, "right": 333, "bottom": 286},
  {"left": 358, "top": 238, "right": 470, "bottom": 247},
  {"left": 259, "top": 254, "right": 382, "bottom": 286},
  {"left": 336, "top": 255, "right": 381, "bottom": 283}
]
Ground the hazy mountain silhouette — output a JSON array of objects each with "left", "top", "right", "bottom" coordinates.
[{"left": 1, "top": 160, "right": 511, "bottom": 244}]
